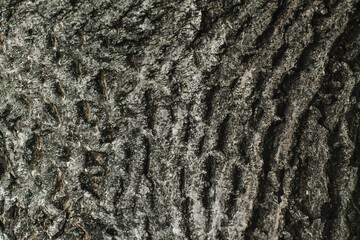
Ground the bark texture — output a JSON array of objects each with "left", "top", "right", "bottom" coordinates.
[{"left": 0, "top": 0, "right": 360, "bottom": 239}]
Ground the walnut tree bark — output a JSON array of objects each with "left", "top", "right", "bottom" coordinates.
[{"left": 0, "top": 0, "right": 360, "bottom": 239}]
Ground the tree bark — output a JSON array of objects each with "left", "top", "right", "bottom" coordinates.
[{"left": 0, "top": 0, "right": 360, "bottom": 239}]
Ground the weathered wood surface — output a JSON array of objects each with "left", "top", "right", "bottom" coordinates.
[{"left": 0, "top": 0, "right": 360, "bottom": 239}]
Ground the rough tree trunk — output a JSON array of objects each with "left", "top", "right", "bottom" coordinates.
[{"left": 0, "top": 0, "right": 360, "bottom": 239}]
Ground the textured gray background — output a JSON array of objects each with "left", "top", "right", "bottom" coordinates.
[{"left": 0, "top": 0, "right": 360, "bottom": 239}]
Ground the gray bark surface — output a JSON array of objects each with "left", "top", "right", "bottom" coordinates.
[{"left": 0, "top": 0, "right": 360, "bottom": 239}]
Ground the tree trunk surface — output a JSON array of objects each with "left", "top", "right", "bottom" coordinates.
[{"left": 0, "top": 0, "right": 360, "bottom": 239}]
